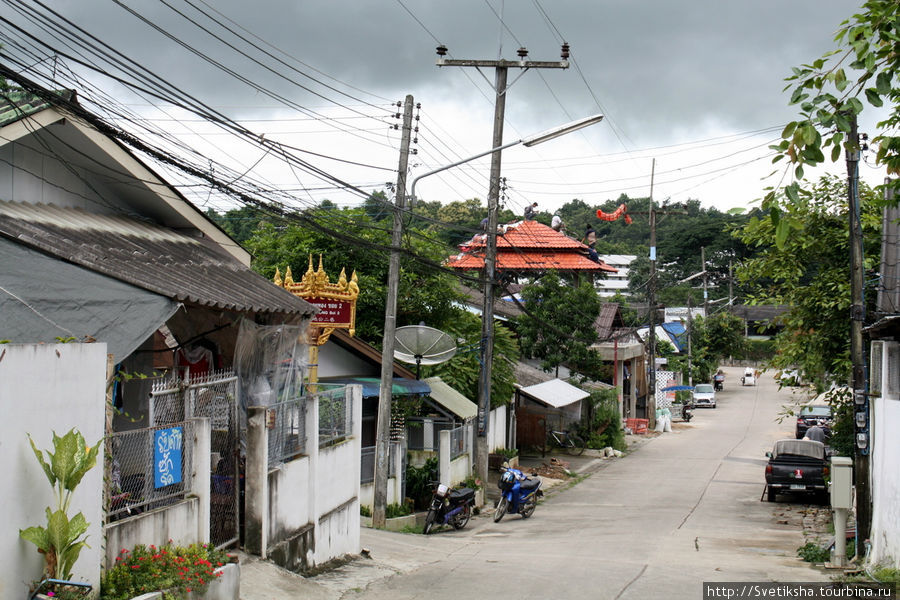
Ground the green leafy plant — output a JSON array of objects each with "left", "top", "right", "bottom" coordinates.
[
  {"left": 494, "top": 447, "right": 519, "bottom": 460},
  {"left": 797, "top": 542, "right": 830, "bottom": 563},
  {"left": 457, "top": 475, "right": 482, "bottom": 491},
  {"left": 359, "top": 505, "right": 372, "bottom": 518},
  {"left": 20, "top": 429, "right": 100, "bottom": 581},
  {"left": 405, "top": 456, "right": 438, "bottom": 510},
  {"left": 584, "top": 389, "right": 626, "bottom": 451},
  {"left": 384, "top": 502, "right": 412, "bottom": 519},
  {"left": 101, "top": 542, "right": 230, "bottom": 600}
]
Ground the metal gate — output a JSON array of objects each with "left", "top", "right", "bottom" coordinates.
[{"left": 150, "top": 369, "right": 240, "bottom": 549}]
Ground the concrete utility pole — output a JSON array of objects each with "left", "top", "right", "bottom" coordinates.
[
  {"left": 701, "top": 246, "right": 708, "bottom": 317},
  {"left": 374, "top": 95, "right": 414, "bottom": 528},
  {"left": 847, "top": 115, "right": 870, "bottom": 555},
  {"left": 648, "top": 159, "right": 657, "bottom": 428},
  {"left": 436, "top": 44, "right": 570, "bottom": 483},
  {"left": 686, "top": 295, "right": 693, "bottom": 386}
]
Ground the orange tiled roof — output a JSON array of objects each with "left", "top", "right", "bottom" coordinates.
[
  {"left": 447, "top": 218, "right": 618, "bottom": 273},
  {"left": 446, "top": 250, "right": 617, "bottom": 271}
]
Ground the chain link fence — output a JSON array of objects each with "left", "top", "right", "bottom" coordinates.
[
  {"left": 317, "top": 387, "right": 352, "bottom": 447},
  {"left": 267, "top": 395, "right": 307, "bottom": 469},
  {"left": 360, "top": 441, "right": 400, "bottom": 484},
  {"left": 107, "top": 420, "right": 194, "bottom": 522}
]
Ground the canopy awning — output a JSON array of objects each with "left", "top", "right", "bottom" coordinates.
[
  {"left": 423, "top": 376, "right": 477, "bottom": 420},
  {"left": 661, "top": 385, "right": 694, "bottom": 392},
  {"left": 518, "top": 378, "right": 589, "bottom": 408},
  {"left": 319, "top": 377, "right": 430, "bottom": 398}
]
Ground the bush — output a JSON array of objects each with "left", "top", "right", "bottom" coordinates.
[
  {"left": 360, "top": 505, "right": 372, "bottom": 517},
  {"left": 494, "top": 447, "right": 519, "bottom": 459},
  {"left": 385, "top": 502, "right": 412, "bottom": 518},
  {"left": 584, "top": 389, "right": 626, "bottom": 451},
  {"left": 797, "top": 542, "right": 830, "bottom": 563},
  {"left": 101, "top": 542, "right": 230, "bottom": 600}
]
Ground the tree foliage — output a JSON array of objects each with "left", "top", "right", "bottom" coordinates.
[
  {"left": 774, "top": 0, "right": 900, "bottom": 186},
  {"left": 515, "top": 271, "right": 605, "bottom": 378},
  {"left": 734, "top": 176, "right": 881, "bottom": 388}
]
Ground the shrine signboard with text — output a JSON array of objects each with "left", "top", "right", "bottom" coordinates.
[{"left": 274, "top": 255, "right": 359, "bottom": 346}]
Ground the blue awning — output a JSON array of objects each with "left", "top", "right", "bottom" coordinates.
[
  {"left": 318, "top": 377, "right": 431, "bottom": 398},
  {"left": 661, "top": 385, "right": 694, "bottom": 392}
]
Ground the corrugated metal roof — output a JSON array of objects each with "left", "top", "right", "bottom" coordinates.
[
  {"left": 0, "top": 200, "right": 317, "bottom": 316},
  {"left": 423, "top": 376, "right": 477, "bottom": 419},
  {"left": 519, "top": 378, "right": 589, "bottom": 408}
]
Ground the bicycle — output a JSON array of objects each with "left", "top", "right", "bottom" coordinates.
[{"left": 547, "top": 429, "right": 586, "bottom": 456}]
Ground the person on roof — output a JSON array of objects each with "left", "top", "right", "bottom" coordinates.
[
  {"left": 583, "top": 224, "right": 600, "bottom": 263},
  {"left": 551, "top": 214, "right": 564, "bottom": 232},
  {"left": 524, "top": 202, "right": 538, "bottom": 220}
]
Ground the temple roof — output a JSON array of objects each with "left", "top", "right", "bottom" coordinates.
[{"left": 447, "top": 219, "right": 617, "bottom": 273}]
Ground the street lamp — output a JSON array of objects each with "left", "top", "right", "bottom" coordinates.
[
  {"left": 409, "top": 114, "right": 604, "bottom": 204},
  {"left": 408, "top": 113, "right": 604, "bottom": 482}
]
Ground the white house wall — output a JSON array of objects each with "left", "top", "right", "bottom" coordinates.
[
  {"left": 0, "top": 343, "right": 106, "bottom": 599},
  {"left": 870, "top": 396, "right": 900, "bottom": 567}
]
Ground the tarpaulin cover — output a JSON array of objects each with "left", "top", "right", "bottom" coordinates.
[
  {"left": 0, "top": 238, "right": 178, "bottom": 359},
  {"left": 319, "top": 377, "right": 430, "bottom": 398}
]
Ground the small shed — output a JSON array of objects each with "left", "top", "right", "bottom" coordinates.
[{"left": 516, "top": 378, "right": 589, "bottom": 428}]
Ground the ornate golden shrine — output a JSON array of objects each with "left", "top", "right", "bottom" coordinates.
[
  {"left": 274, "top": 255, "right": 359, "bottom": 345},
  {"left": 275, "top": 255, "right": 360, "bottom": 386}
]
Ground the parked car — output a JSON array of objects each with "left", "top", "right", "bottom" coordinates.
[
  {"left": 795, "top": 404, "right": 833, "bottom": 440},
  {"left": 764, "top": 438, "right": 829, "bottom": 503},
  {"left": 692, "top": 383, "right": 716, "bottom": 408}
]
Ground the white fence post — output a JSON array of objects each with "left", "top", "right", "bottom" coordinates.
[
  {"left": 245, "top": 407, "right": 269, "bottom": 557},
  {"left": 191, "top": 416, "right": 211, "bottom": 544},
  {"left": 439, "top": 429, "right": 450, "bottom": 486}
]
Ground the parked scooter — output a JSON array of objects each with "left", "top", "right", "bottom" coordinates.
[
  {"left": 680, "top": 399, "right": 694, "bottom": 422},
  {"left": 494, "top": 464, "right": 543, "bottom": 522},
  {"left": 423, "top": 481, "right": 475, "bottom": 534}
]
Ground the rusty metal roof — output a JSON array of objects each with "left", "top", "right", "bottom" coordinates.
[{"left": 0, "top": 200, "right": 317, "bottom": 317}]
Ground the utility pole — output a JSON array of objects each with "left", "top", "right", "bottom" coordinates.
[
  {"left": 436, "top": 44, "right": 570, "bottom": 483},
  {"left": 374, "top": 95, "right": 414, "bottom": 528},
  {"left": 686, "top": 295, "right": 693, "bottom": 386},
  {"left": 701, "top": 246, "right": 708, "bottom": 317},
  {"left": 847, "top": 115, "right": 870, "bottom": 555},
  {"left": 648, "top": 159, "right": 657, "bottom": 428}
]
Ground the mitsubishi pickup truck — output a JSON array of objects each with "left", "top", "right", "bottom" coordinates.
[{"left": 764, "top": 439, "right": 829, "bottom": 503}]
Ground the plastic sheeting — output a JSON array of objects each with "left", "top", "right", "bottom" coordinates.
[
  {"left": 233, "top": 319, "right": 308, "bottom": 409},
  {"left": 0, "top": 238, "right": 178, "bottom": 359}
]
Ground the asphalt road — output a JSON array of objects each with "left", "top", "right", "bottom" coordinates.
[{"left": 241, "top": 367, "right": 830, "bottom": 599}]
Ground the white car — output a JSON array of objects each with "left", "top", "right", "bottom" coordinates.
[{"left": 692, "top": 383, "right": 717, "bottom": 408}]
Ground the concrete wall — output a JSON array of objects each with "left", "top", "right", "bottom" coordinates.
[
  {"left": 246, "top": 385, "right": 362, "bottom": 573},
  {"left": 870, "top": 395, "right": 900, "bottom": 567},
  {"left": 0, "top": 343, "right": 107, "bottom": 599},
  {"left": 488, "top": 405, "right": 507, "bottom": 451}
]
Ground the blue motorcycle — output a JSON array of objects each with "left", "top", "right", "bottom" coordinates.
[{"left": 493, "top": 465, "right": 543, "bottom": 522}]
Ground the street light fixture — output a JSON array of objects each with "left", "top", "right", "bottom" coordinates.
[{"left": 409, "top": 114, "right": 603, "bottom": 204}]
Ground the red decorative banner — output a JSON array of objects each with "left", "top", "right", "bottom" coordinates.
[{"left": 597, "top": 203, "right": 632, "bottom": 225}]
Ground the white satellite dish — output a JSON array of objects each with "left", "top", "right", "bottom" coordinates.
[{"left": 394, "top": 325, "right": 457, "bottom": 378}]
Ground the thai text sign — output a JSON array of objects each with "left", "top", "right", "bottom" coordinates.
[
  {"left": 307, "top": 297, "right": 354, "bottom": 327},
  {"left": 154, "top": 426, "right": 183, "bottom": 489}
]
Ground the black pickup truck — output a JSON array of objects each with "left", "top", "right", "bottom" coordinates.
[{"left": 764, "top": 439, "right": 829, "bottom": 503}]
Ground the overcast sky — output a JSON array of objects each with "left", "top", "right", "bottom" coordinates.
[{"left": 2, "top": 1, "right": 883, "bottom": 215}]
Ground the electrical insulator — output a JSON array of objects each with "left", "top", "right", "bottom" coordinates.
[
  {"left": 436, "top": 44, "right": 448, "bottom": 57},
  {"left": 561, "top": 43, "right": 570, "bottom": 59},
  {"left": 517, "top": 47, "right": 528, "bottom": 59},
  {"left": 413, "top": 137, "right": 418, "bottom": 144}
]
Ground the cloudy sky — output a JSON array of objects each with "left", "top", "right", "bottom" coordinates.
[{"left": 1, "top": 1, "right": 883, "bottom": 215}]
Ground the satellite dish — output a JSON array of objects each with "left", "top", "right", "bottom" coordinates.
[{"left": 394, "top": 325, "right": 457, "bottom": 378}]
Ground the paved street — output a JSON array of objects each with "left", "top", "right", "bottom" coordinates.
[{"left": 242, "top": 367, "right": 830, "bottom": 599}]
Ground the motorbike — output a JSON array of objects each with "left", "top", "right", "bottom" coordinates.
[
  {"left": 423, "top": 481, "right": 475, "bottom": 534},
  {"left": 680, "top": 400, "right": 694, "bottom": 422},
  {"left": 713, "top": 373, "right": 725, "bottom": 391},
  {"left": 493, "top": 465, "right": 543, "bottom": 522}
]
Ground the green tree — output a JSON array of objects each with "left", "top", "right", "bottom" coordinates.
[
  {"left": 734, "top": 175, "right": 881, "bottom": 388},
  {"left": 516, "top": 271, "right": 605, "bottom": 378},
  {"left": 774, "top": 1, "right": 900, "bottom": 185}
]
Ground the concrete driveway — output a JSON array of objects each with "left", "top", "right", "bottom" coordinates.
[{"left": 241, "top": 366, "right": 830, "bottom": 599}]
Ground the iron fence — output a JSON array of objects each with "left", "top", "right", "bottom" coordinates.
[
  {"left": 267, "top": 395, "right": 307, "bottom": 468},
  {"left": 106, "top": 420, "right": 194, "bottom": 522},
  {"left": 360, "top": 442, "right": 400, "bottom": 484},
  {"left": 405, "top": 417, "right": 454, "bottom": 451},
  {"left": 318, "top": 387, "right": 352, "bottom": 447}
]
